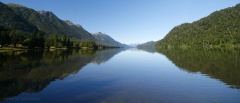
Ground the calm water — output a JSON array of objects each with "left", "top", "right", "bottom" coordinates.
[{"left": 0, "top": 48, "right": 240, "bottom": 103}]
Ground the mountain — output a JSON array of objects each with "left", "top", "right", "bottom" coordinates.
[
  {"left": 0, "top": 2, "right": 128, "bottom": 47},
  {"left": 63, "top": 20, "right": 94, "bottom": 40},
  {"left": 137, "top": 41, "right": 156, "bottom": 48},
  {"left": 156, "top": 4, "right": 240, "bottom": 49},
  {"left": 7, "top": 3, "right": 94, "bottom": 41},
  {"left": 0, "top": 2, "right": 38, "bottom": 33},
  {"left": 92, "top": 32, "right": 129, "bottom": 47},
  {"left": 137, "top": 41, "right": 156, "bottom": 53},
  {"left": 129, "top": 43, "right": 141, "bottom": 47}
]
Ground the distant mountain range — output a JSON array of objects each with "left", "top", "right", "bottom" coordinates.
[
  {"left": 156, "top": 3, "right": 240, "bottom": 49},
  {"left": 0, "top": 2, "right": 126, "bottom": 47},
  {"left": 92, "top": 32, "right": 129, "bottom": 47},
  {"left": 137, "top": 41, "right": 156, "bottom": 48},
  {"left": 137, "top": 41, "right": 156, "bottom": 53},
  {"left": 129, "top": 43, "right": 141, "bottom": 47}
]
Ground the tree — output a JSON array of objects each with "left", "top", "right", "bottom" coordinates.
[
  {"left": 22, "top": 37, "right": 35, "bottom": 48},
  {"left": 45, "top": 36, "right": 54, "bottom": 49},
  {"left": 88, "top": 41, "right": 96, "bottom": 48},
  {"left": 36, "top": 31, "right": 45, "bottom": 48},
  {"left": 66, "top": 38, "right": 70, "bottom": 48},
  {"left": 0, "top": 28, "right": 10, "bottom": 47},
  {"left": 9, "top": 30, "right": 25, "bottom": 48},
  {"left": 53, "top": 33, "right": 59, "bottom": 48},
  {"left": 61, "top": 35, "right": 67, "bottom": 47},
  {"left": 22, "top": 31, "right": 45, "bottom": 49}
]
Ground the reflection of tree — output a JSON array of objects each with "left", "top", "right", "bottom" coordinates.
[
  {"left": 157, "top": 48, "right": 240, "bottom": 89},
  {"left": 0, "top": 48, "right": 123, "bottom": 101},
  {"left": 80, "top": 49, "right": 96, "bottom": 56},
  {"left": 0, "top": 51, "right": 43, "bottom": 71},
  {"left": 0, "top": 51, "right": 44, "bottom": 101}
]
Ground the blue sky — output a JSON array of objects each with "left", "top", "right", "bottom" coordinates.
[{"left": 1, "top": 0, "right": 240, "bottom": 44}]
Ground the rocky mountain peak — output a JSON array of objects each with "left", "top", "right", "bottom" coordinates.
[
  {"left": 65, "top": 20, "right": 74, "bottom": 26},
  {"left": 38, "top": 10, "right": 54, "bottom": 16}
]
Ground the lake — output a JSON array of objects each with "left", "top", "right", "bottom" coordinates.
[{"left": 0, "top": 48, "right": 240, "bottom": 103}]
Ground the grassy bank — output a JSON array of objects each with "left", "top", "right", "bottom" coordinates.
[{"left": 0, "top": 47, "right": 29, "bottom": 52}]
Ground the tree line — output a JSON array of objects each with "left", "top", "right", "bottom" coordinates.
[
  {"left": 0, "top": 26, "right": 45, "bottom": 48},
  {"left": 0, "top": 26, "right": 73, "bottom": 49},
  {"left": 0, "top": 26, "right": 99, "bottom": 49}
]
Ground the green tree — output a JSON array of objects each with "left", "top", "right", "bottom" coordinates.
[
  {"left": 66, "top": 38, "right": 70, "bottom": 48},
  {"left": 53, "top": 33, "right": 59, "bottom": 48},
  {"left": 45, "top": 36, "right": 54, "bottom": 49},
  {"left": 9, "top": 30, "right": 25, "bottom": 48},
  {"left": 0, "top": 27, "right": 10, "bottom": 47},
  {"left": 61, "top": 35, "right": 67, "bottom": 47},
  {"left": 22, "top": 31, "right": 45, "bottom": 49},
  {"left": 22, "top": 37, "right": 35, "bottom": 48},
  {"left": 36, "top": 31, "right": 45, "bottom": 48}
]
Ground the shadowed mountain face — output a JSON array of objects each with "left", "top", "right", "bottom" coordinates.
[
  {"left": 0, "top": 2, "right": 38, "bottom": 33},
  {"left": 7, "top": 4, "right": 94, "bottom": 40},
  {"left": 0, "top": 48, "right": 124, "bottom": 102},
  {"left": 157, "top": 48, "right": 240, "bottom": 89}
]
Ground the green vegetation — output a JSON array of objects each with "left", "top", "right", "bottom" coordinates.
[
  {"left": 156, "top": 4, "right": 240, "bottom": 49},
  {"left": 0, "top": 2, "right": 125, "bottom": 49},
  {"left": 0, "top": 2, "right": 38, "bottom": 34},
  {"left": 0, "top": 25, "right": 119, "bottom": 50},
  {"left": 157, "top": 48, "right": 240, "bottom": 89},
  {"left": 0, "top": 25, "right": 73, "bottom": 49},
  {"left": 7, "top": 3, "right": 94, "bottom": 41},
  {"left": 45, "top": 34, "right": 73, "bottom": 49}
]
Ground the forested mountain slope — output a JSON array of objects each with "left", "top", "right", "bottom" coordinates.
[
  {"left": 0, "top": 2, "right": 38, "bottom": 33},
  {"left": 0, "top": 2, "right": 128, "bottom": 48},
  {"left": 156, "top": 4, "right": 240, "bottom": 49},
  {"left": 8, "top": 4, "right": 94, "bottom": 41}
]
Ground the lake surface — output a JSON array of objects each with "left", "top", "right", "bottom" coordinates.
[{"left": 0, "top": 48, "right": 240, "bottom": 103}]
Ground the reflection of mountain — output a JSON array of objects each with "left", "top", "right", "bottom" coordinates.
[
  {"left": 157, "top": 48, "right": 240, "bottom": 89},
  {"left": 0, "top": 49, "right": 123, "bottom": 101},
  {"left": 137, "top": 41, "right": 156, "bottom": 53},
  {"left": 91, "top": 49, "right": 124, "bottom": 64}
]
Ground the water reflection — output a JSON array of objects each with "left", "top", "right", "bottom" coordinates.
[
  {"left": 137, "top": 46, "right": 156, "bottom": 53},
  {"left": 0, "top": 49, "right": 123, "bottom": 101},
  {"left": 157, "top": 48, "right": 240, "bottom": 89}
]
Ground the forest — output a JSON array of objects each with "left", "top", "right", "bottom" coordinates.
[
  {"left": 0, "top": 26, "right": 102, "bottom": 49},
  {"left": 0, "top": 2, "right": 124, "bottom": 50},
  {"left": 156, "top": 4, "right": 240, "bottom": 49}
]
